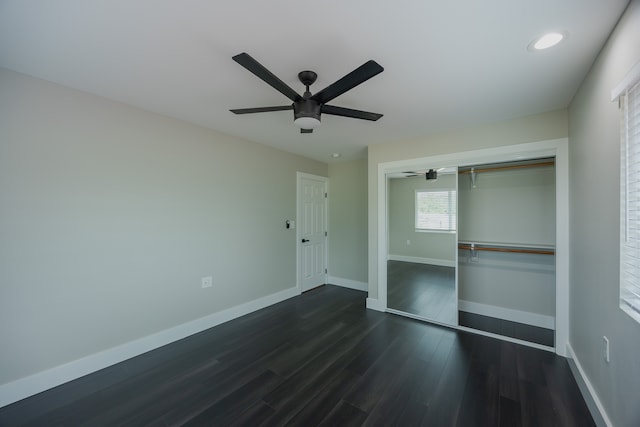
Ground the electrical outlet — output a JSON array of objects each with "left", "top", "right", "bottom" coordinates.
[
  {"left": 201, "top": 276, "right": 213, "bottom": 289},
  {"left": 603, "top": 336, "right": 610, "bottom": 363}
]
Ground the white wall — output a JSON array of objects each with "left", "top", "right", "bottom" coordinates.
[
  {"left": 568, "top": 1, "right": 640, "bottom": 425},
  {"left": 327, "top": 159, "right": 368, "bottom": 286},
  {"left": 0, "top": 69, "right": 326, "bottom": 391},
  {"left": 388, "top": 174, "right": 456, "bottom": 264}
]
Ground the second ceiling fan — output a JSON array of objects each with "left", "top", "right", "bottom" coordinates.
[{"left": 230, "top": 52, "right": 384, "bottom": 133}]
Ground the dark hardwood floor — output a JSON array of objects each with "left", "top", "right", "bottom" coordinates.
[
  {"left": 0, "top": 285, "right": 593, "bottom": 426},
  {"left": 387, "top": 261, "right": 457, "bottom": 324}
]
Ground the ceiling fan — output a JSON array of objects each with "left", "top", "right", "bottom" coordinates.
[{"left": 230, "top": 52, "right": 384, "bottom": 133}]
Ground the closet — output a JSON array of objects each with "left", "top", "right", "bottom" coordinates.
[{"left": 456, "top": 159, "right": 556, "bottom": 347}]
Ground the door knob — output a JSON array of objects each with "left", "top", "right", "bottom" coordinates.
[{"left": 301, "top": 239, "right": 309, "bottom": 243}]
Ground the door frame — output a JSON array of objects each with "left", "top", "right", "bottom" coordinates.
[
  {"left": 296, "top": 172, "right": 329, "bottom": 293},
  {"left": 375, "top": 138, "right": 569, "bottom": 356}
]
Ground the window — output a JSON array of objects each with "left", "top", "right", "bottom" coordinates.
[
  {"left": 415, "top": 190, "right": 456, "bottom": 231},
  {"left": 620, "top": 72, "right": 640, "bottom": 323}
]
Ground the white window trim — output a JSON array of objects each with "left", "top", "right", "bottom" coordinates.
[{"left": 617, "top": 61, "right": 640, "bottom": 324}]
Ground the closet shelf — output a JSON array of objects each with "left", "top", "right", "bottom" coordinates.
[
  {"left": 458, "top": 241, "right": 555, "bottom": 255},
  {"left": 458, "top": 160, "right": 555, "bottom": 174}
]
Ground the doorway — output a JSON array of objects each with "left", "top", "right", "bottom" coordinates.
[{"left": 297, "top": 172, "right": 328, "bottom": 292}]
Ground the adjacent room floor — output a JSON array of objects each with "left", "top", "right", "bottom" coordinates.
[{"left": 0, "top": 285, "right": 593, "bottom": 426}]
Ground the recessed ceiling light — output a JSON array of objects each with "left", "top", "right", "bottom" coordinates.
[
  {"left": 528, "top": 31, "right": 567, "bottom": 51},
  {"left": 331, "top": 153, "right": 341, "bottom": 158}
]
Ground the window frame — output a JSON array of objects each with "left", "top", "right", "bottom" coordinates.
[{"left": 618, "top": 63, "right": 640, "bottom": 324}]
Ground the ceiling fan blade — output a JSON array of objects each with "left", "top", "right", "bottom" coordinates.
[
  {"left": 301, "top": 129, "right": 313, "bottom": 134},
  {"left": 322, "top": 105, "right": 383, "bottom": 121},
  {"left": 230, "top": 105, "right": 293, "bottom": 114},
  {"left": 233, "top": 53, "right": 302, "bottom": 102},
  {"left": 311, "top": 60, "right": 384, "bottom": 104}
]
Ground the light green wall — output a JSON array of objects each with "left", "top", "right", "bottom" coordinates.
[
  {"left": 388, "top": 174, "right": 456, "bottom": 262},
  {"left": 328, "top": 159, "right": 368, "bottom": 283},
  {"left": 368, "top": 109, "right": 568, "bottom": 298},
  {"left": 0, "top": 69, "right": 327, "bottom": 385},
  {"left": 568, "top": 1, "right": 640, "bottom": 425}
]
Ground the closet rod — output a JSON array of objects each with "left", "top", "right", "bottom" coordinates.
[
  {"left": 458, "top": 160, "right": 555, "bottom": 174},
  {"left": 458, "top": 244, "right": 555, "bottom": 255}
]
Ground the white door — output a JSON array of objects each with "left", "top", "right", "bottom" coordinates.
[{"left": 298, "top": 173, "right": 327, "bottom": 292}]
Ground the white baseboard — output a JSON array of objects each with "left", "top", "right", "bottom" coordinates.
[
  {"left": 566, "top": 343, "right": 612, "bottom": 427},
  {"left": 366, "top": 298, "right": 385, "bottom": 312},
  {"left": 328, "top": 276, "right": 368, "bottom": 291},
  {"left": 0, "top": 286, "right": 301, "bottom": 409},
  {"left": 388, "top": 254, "right": 455, "bottom": 268},
  {"left": 458, "top": 300, "right": 555, "bottom": 330}
]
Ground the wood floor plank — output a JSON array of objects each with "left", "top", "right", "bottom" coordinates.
[
  {"left": 361, "top": 348, "right": 431, "bottom": 426},
  {"left": 284, "top": 369, "right": 361, "bottom": 426},
  {"left": 499, "top": 396, "right": 522, "bottom": 427},
  {"left": 457, "top": 358, "right": 500, "bottom": 426},
  {"left": 231, "top": 401, "right": 275, "bottom": 426},
  {"left": 518, "top": 379, "right": 557, "bottom": 427},
  {"left": 319, "top": 400, "right": 368, "bottom": 427},
  {"left": 259, "top": 317, "right": 387, "bottom": 424},
  {"left": 542, "top": 357, "right": 596, "bottom": 427},
  {"left": 411, "top": 331, "right": 457, "bottom": 406},
  {"left": 421, "top": 334, "right": 474, "bottom": 425},
  {"left": 499, "top": 341, "right": 520, "bottom": 401},
  {"left": 181, "top": 369, "right": 282, "bottom": 426},
  {"left": 265, "top": 320, "right": 347, "bottom": 376},
  {"left": 343, "top": 335, "right": 419, "bottom": 414},
  {"left": 159, "top": 342, "right": 291, "bottom": 426}
]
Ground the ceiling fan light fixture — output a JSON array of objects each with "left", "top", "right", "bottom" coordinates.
[
  {"left": 294, "top": 116, "right": 321, "bottom": 129},
  {"left": 293, "top": 98, "right": 321, "bottom": 129}
]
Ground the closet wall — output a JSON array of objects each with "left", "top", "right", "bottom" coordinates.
[{"left": 457, "top": 162, "right": 556, "bottom": 326}]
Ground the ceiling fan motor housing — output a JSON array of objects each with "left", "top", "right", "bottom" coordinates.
[{"left": 294, "top": 99, "right": 321, "bottom": 122}]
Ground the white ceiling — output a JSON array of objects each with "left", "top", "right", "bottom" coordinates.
[{"left": 0, "top": 0, "right": 629, "bottom": 163}]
